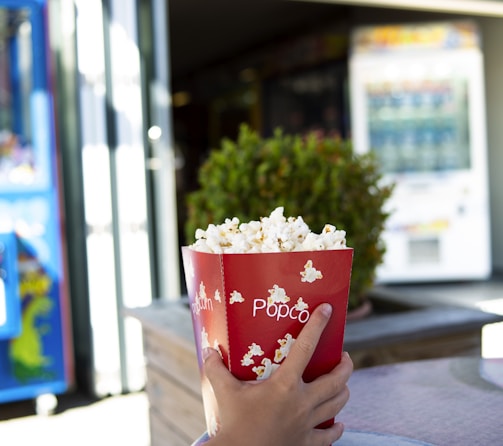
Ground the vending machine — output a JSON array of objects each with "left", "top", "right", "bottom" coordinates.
[
  {"left": 349, "top": 21, "right": 491, "bottom": 283},
  {"left": 0, "top": 0, "right": 73, "bottom": 408},
  {"left": 0, "top": 233, "right": 20, "bottom": 341}
]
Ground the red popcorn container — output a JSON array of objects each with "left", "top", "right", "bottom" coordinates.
[{"left": 182, "top": 246, "right": 354, "bottom": 436}]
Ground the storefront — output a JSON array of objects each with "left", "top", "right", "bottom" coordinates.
[{"left": 3, "top": 0, "right": 503, "bottom": 402}]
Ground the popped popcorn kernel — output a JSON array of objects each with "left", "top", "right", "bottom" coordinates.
[{"left": 190, "top": 207, "right": 348, "bottom": 253}]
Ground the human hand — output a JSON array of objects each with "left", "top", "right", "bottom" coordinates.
[{"left": 202, "top": 303, "right": 353, "bottom": 446}]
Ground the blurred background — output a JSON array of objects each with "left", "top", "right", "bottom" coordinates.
[{"left": 0, "top": 0, "right": 503, "bottom": 433}]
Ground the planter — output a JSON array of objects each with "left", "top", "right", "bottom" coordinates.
[{"left": 184, "top": 124, "right": 394, "bottom": 312}]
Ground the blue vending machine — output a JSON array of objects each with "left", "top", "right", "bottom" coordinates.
[{"left": 0, "top": 0, "right": 73, "bottom": 407}]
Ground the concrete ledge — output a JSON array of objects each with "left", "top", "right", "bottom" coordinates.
[
  {"left": 344, "top": 305, "right": 502, "bottom": 350},
  {"left": 343, "top": 278, "right": 503, "bottom": 367}
]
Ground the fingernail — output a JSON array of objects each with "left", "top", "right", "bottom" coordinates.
[{"left": 321, "top": 303, "right": 333, "bottom": 318}]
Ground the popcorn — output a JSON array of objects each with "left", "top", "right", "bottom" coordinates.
[
  {"left": 190, "top": 207, "right": 347, "bottom": 253},
  {"left": 182, "top": 207, "right": 354, "bottom": 437}
]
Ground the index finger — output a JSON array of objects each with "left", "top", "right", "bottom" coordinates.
[{"left": 281, "top": 303, "right": 333, "bottom": 377}]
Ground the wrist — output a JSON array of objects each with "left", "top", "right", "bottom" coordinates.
[{"left": 203, "top": 430, "right": 257, "bottom": 446}]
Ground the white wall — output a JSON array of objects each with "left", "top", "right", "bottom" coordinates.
[{"left": 480, "top": 17, "right": 503, "bottom": 272}]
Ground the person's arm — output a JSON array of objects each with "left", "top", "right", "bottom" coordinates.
[{"left": 202, "top": 303, "right": 353, "bottom": 446}]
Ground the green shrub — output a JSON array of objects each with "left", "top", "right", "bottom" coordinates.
[{"left": 185, "top": 124, "right": 394, "bottom": 310}]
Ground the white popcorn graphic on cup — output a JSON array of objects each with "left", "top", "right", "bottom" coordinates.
[
  {"left": 274, "top": 333, "right": 295, "bottom": 363},
  {"left": 199, "top": 282, "right": 207, "bottom": 299},
  {"left": 192, "top": 281, "right": 214, "bottom": 315},
  {"left": 244, "top": 333, "right": 296, "bottom": 379},
  {"left": 300, "top": 260, "right": 323, "bottom": 283},
  {"left": 267, "top": 284, "right": 290, "bottom": 305},
  {"left": 248, "top": 342, "right": 265, "bottom": 357},
  {"left": 253, "top": 358, "right": 280, "bottom": 380},
  {"left": 201, "top": 326, "right": 210, "bottom": 349},
  {"left": 229, "top": 290, "right": 244, "bottom": 304},
  {"left": 240, "top": 333, "right": 295, "bottom": 379},
  {"left": 241, "top": 353, "right": 254, "bottom": 367},
  {"left": 214, "top": 289, "right": 222, "bottom": 303},
  {"left": 294, "top": 297, "right": 309, "bottom": 312},
  {"left": 241, "top": 342, "right": 264, "bottom": 366}
]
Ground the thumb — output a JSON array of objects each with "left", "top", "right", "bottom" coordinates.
[{"left": 202, "top": 348, "right": 238, "bottom": 395}]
